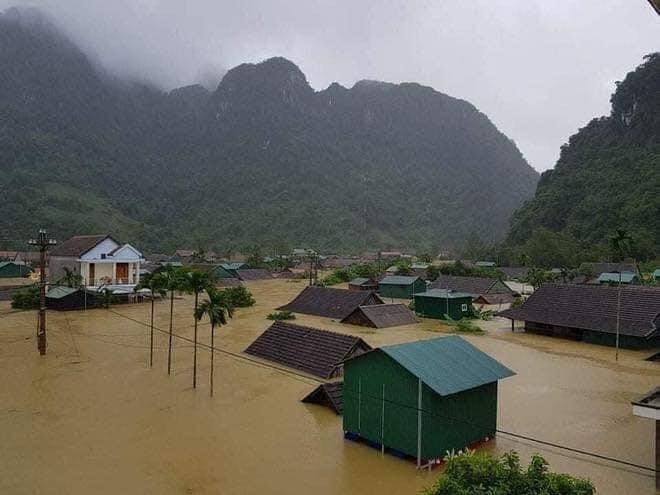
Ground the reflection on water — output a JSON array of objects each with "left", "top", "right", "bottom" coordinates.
[{"left": 0, "top": 279, "right": 657, "bottom": 494}]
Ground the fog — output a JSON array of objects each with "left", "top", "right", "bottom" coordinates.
[{"left": 2, "top": 0, "right": 658, "bottom": 171}]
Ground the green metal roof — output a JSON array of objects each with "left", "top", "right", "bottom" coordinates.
[
  {"left": 597, "top": 271, "right": 638, "bottom": 283},
  {"left": 0, "top": 261, "right": 30, "bottom": 268},
  {"left": 349, "top": 277, "right": 372, "bottom": 285},
  {"left": 381, "top": 336, "right": 515, "bottom": 396},
  {"left": 653, "top": 269, "right": 660, "bottom": 278},
  {"left": 46, "top": 286, "right": 79, "bottom": 299},
  {"left": 414, "top": 288, "right": 473, "bottom": 299},
  {"left": 379, "top": 275, "right": 421, "bottom": 285}
]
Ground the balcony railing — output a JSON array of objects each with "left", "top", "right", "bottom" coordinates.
[{"left": 86, "top": 277, "right": 132, "bottom": 286}]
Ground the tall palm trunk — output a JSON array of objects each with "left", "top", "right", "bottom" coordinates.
[
  {"left": 193, "top": 291, "right": 199, "bottom": 388},
  {"left": 210, "top": 325, "right": 215, "bottom": 397},
  {"left": 149, "top": 294, "right": 155, "bottom": 367},
  {"left": 167, "top": 289, "right": 174, "bottom": 375}
]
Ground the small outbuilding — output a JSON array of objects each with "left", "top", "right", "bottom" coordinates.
[
  {"left": 341, "top": 304, "right": 418, "bottom": 328},
  {"left": 277, "top": 286, "right": 383, "bottom": 319},
  {"left": 46, "top": 286, "right": 97, "bottom": 311},
  {"left": 430, "top": 275, "right": 515, "bottom": 305},
  {"left": 414, "top": 289, "right": 473, "bottom": 320},
  {"left": 348, "top": 278, "right": 379, "bottom": 291},
  {"left": 343, "top": 336, "right": 514, "bottom": 466},
  {"left": 302, "top": 381, "right": 344, "bottom": 414},
  {"left": 378, "top": 276, "right": 426, "bottom": 299},
  {"left": 597, "top": 271, "right": 640, "bottom": 285},
  {"left": 0, "top": 261, "right": 33, "bottom": 278},
  {"left": 245, "top": 321, "right": 372, "bottom": 379},
  {"left": 235, "top": 269, "right": 272, "bottom": 281}
]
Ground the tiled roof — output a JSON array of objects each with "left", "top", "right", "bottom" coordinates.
[
  {"left": 348, "top": 277, "right": 377, "bottom": 286},
  {"left": 580, "top": 262, "right": 638, "bottom": 276},
  {"left": 302, "top": 381, "right": 344, "bottom": 414},
  {"left": 430, "top": 275, "right": 511, "bottom": 296},
  {"left": 49, "top": 235, "right": 111, "bottom": 257},
  {"left": 277, "top": 286, "right": 384, "bottom": 319},
  {"left": 342, "top": 304, "right": 418, "bottom": 328},
  {"left": 498, "top": 283, "right": 660, "bottom": 338},
  {"left": 379, "top": 275, "right": 422, "bottom": 285},
  {"left": 245, "top": 322, "right": 372, "bottom": 379},
  {"left": 236, "top": 269, "right": 272, "bottom": 281}
]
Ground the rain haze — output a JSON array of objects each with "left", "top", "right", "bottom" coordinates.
[{"left": 2, "top": 0, "right": 658, "bottom": 171}]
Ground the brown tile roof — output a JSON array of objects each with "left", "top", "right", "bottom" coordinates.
[
  {"left": 245, "top": 322, "right": 372, "bottom": 379},
  {"left": 50, "top": 235, "right": 112, "bottom": 257},
  {"left": 430, "top": 275, "right": 512, "bottom": 297},
  {"left": 277, "top": 286, "right": 384, "bottom": 319},
  {"left": 498, "top": 283, "right": 660, "bottom": 338},
  {"left": 236, "top": 269, "right": 273, "bottom": 281},
  {"left": 474, "top": 293, "right": 516, "bottom": 305},
  {"left": 341, "top": 304, "right": 418, "bottom": 328},
  {"left": 302, "top": 381, "right": 344, "bottom": 414}
]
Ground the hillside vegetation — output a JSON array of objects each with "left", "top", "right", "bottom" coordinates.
[{"left": 0, "top": 7, "right": 539, "bottom": 253}]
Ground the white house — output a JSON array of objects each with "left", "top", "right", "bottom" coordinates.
[{"left": 49, "top": 235, "right": 144, "bottom": 291}]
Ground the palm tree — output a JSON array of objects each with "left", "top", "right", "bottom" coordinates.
[
  {"left": 135, "top": 272, "right": 167, "bottom": 367},
  {"left": 58, "top": 266, "right": 83, "bottom": 288},
  {"left": 182, "top": 269, "right": 212, "bottom": 388},
  {"left": 194, "top": 287, "right": 233, "bottom": 396},
  {"left": 160, "top": 265, "right": 186, "bottom": 375}
]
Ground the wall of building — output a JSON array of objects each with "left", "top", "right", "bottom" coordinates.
[
  {"left": 379, "top": 280, "right": 425, "bottom": 299},
  {"left": 414, "top": 296, "right": 473, "bottom": 320},
  {"left": 524, "top": 321, "right": 658, "bottom": 350},
  {"left": 343, "top": 350, "right": 497, "bottom": 460}
]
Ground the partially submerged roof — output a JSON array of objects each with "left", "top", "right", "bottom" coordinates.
[
  {"left": 236, "top": 269, "right": 272, "bottom": 281},
  {"left": 277, "top": 286, "right": 384, "bottom": 319},
  {"left": 0, "top": 261, "right": 31, "bottom": 268},
  {"left": 302, "top": 381, "right": 344, "bottom": 414},
  {"left": 245, "top": 321, "right": 372, "bottom": 379},
  {"left": 50, "top": 235, "right": 113, "bottom": 257},
  {"left": 341, "top": 304, "right": 418, "bottom": 328},
  {"left": 221, "top": 262, "right": 246, "bottom": 271},
  {"left": 430, "top": 275, "right": 512, "bottom": 296},
  {"left": 46, "top": 286, "right": 80, "bottom": 299},
  {"left": 597, "top": 271, "right": 638, "bottom": 283},
  {"left": 580, "top": 262, "right": 638, "bottom": 277},
  {"left": 348, "top": 277, "right": 377, "bottom": 286},
  {"left": 498, "top": 283, "right": 660, "bottom": 339},
  {"left": 379, "top": 275, "right": 422, "bottom": 286},
  {"left": 632, "top": 387, "right": 660, "bottom": 420},
  {"left": 414, "top": 288, "right": 473, "bottom": 299},
  {"left": 361, "top": 336, "right": 515, "bottom": 397}
]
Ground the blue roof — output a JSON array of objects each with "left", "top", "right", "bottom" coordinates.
[
  {"left": 597, "top": 271, "right": 638, "bottom": 283},
  {"left": 380, "top": 336, "right": 515, "bottom": 396}
]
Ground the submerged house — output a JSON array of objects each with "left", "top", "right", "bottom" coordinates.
[
  {"left": 343, "top": 336, "right": 514, "bottom": 465},
  {"left": 0, "top": 261, "right": 33, "bottom": 278},
  {"left": 414, "top": 289, "right": 474, "bottom": 320},
  {"left": 498, "top": 283, "right": 660, "bottom": 349},
  {"left": 341, "top": 304, "right": 418, "bottom": 328},
  {"left": 430, "top": 275, "right": 515, "bottom": 305},
  {"left": 348, "top": 278, "right": 379, "bottom": 291},
  {"left": 378, "top": 276, "right": 426, "bottom": 299},
  {"left": 597, "top": 271, "right": 640, "bottom": 285},
  {"left": 302, "top": 382, "right": 344, "bottom": 414},
  {"left": 235, "top": 269, "right": 272, "bottom": 281},
  {"left": 49, "top": 235, "right": 144, "bottom": 291},
  {"left": 277, "top": 286, "right": 383, "bottom": 319},
  {"left": 46, "top": 286, "right": 97, "bottom": 311},
  {"left": 245, "top": 321, "right": 372, "bottom": 379}
]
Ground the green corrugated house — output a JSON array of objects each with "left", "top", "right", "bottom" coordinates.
[
  {"left": 0, "top": 261, "right": 33, "bottom": 278},
  {"left": 379, "top": 276, "right": 426, "bottom": 299},
  {"left": 414, "top": 289, "right": 473, "bottom": 320},
  {"left": 343, "top": 336, "right": 514, "bottom": 465}
]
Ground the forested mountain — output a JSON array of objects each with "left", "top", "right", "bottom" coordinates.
[
  {"left": 507, "top": 53, "right": 660, "bottom": 260},
  {"left": 0, "top": 7, "right": 538, "bottom": 253}
]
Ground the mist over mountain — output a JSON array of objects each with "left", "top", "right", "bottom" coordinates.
[
  {"left": 507, "top": 53, "right": 660, "bottom": 258},
  {"left": 0, "top": 7, "right": 539, "bottom": 253}
]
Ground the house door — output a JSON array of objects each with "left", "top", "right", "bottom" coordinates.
[
  {"left": 116, "top": 263, "right": 129, "bottom": 284},
  {"left": 88, "top": 264, "right": 95, "bottom": 285}
]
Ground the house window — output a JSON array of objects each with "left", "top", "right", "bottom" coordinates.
[{"left": 461, "top": 304, "right": 468, "bottom": 312}]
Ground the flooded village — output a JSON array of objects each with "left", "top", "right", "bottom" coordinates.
[{"left": 0, "top": 239, "right": 658, "bottom": 494}]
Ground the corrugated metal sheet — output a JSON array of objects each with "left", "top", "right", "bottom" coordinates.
[
  {"left": 379, "top": 275, "right": 421, "bottom": 285},
  {"left": 381, "top": 336, "right": 514, "bottom": 396}
]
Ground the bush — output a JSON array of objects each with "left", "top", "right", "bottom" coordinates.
[
  {"left": 11, "top": 285, "right": 39, "bottom": 309},
  {"left": 425, "top": 450, "right": 594, "bottom": 495},
  {"left": 222, "top": 286, "right": 255, "bottom": 308},
  {"left": 267, "top": 310, "right": 296, "bottom": 321},
  {"left": 454, "top": 319, "right": 483, "bottom": 333}
]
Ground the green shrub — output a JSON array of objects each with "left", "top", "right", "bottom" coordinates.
[
  {"left": 267, "top": 310, "right": 296, "bottom": 321},
  {"left": 222, "top": 286, "right": 255, "bottom": 308},
  {"left": 424, "top": 450, "right": 594, "bottom": 495},
  {"left": 11, "top": 285, "right": 39, "bottom": 309}
]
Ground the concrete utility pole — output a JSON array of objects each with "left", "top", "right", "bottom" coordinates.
[{"left": 28, "top": 229, "right": 57, "bottom": 355}]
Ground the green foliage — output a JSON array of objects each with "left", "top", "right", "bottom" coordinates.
[
  {"left": 0, "top": 12, "right": 538, "bottom": 254},
  {"left": 11, "top": 285, "right": 39, "bottom": 309},
  {"left": 424, "top": 450, "right": 594, "bottom": 495},
  {"left": 57, "top": 267, "right": 83, "bottom": 288},
  {"left": 194, "top": 286, "right": 234, "bottom": 327},
  {"left": 444, "top": 315, "right": 483, "bottom": 334},
  {"left": 439, "top": 261, "right": 504, "bottom": 279},
  {"left": 508, "top": 53, "right": 660, "bottom": 261},
  {"left": 426, "top": 265, "right": 440, "bottom": 281},
  {"left": 221, "top": 286, "right": 255, "bottom": 308},
  {"left": 267, "top": 310, "right": 296, "bottom": 321},
  {"left": 320, "top": 263, "right": 380, "bottom": 286}
]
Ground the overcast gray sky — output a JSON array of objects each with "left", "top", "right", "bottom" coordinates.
[{"left": 3, "top": 0, "right": 658, "bottom": 171}]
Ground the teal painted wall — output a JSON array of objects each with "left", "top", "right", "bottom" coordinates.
[
  {"left": 379, "top": 279, "right": 426, "bottom": 299},
  {"left": 0, "top": 263, "right": 32, "bottom": 278},
  {"left": 343, "top": 350, "right": 498, "bottom": 460},
  {"left": 414, "top": 295, "right": 473, "bottom": 320}
]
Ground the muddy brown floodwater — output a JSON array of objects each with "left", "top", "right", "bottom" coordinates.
[{"left": 0, "top": 279, "right": 658, "bottom": 494}]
